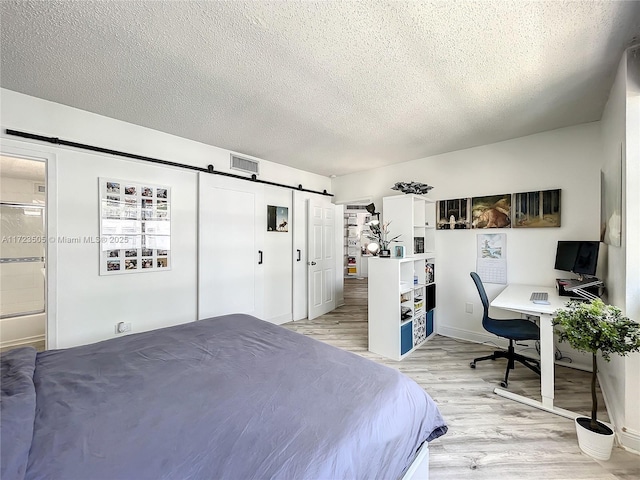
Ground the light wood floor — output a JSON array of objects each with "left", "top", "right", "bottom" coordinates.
[{"left": 283, "top": 278, "right": 640, "bottom": 480}]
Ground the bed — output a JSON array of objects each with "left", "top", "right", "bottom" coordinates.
[{"left": 1, "top": 314, "right": 447, "bottom": 480}]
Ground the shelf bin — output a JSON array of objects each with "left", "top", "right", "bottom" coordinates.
[{"left": 401, "top": 321, "right": 413, "bottom": 355}]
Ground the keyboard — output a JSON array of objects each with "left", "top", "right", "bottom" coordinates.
[{"left": 530, "top": 292, "right": 549, "bottom": 304}]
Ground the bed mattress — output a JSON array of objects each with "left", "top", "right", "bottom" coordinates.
[{"left": 2, "top": 314, "right": 447, "bottom": 480}]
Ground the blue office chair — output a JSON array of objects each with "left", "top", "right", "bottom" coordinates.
[{"left": 469, "top": 272, "right": 541, "bottom": 388}]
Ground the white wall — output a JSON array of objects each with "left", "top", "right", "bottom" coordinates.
[
  {"left": 0, "top": 175, "right": 45, "bottom": 203},
  {"left": 332, "top": 123, "right": 602, "bottom": 365},
  {"left": 623, "top": 47, "right": 640, "bottom": 440},
  {"left": 599, "top": 47, "right": 640, "bottom": 453},
  {"left": 1, "top": 89, "right": 331, "bottom": 348},
  {"left": 56, "top": 153, "right": 198, "bottom": 348}
]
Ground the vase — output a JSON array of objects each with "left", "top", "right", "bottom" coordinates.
[
  {"left": 574, "top": 417, "right": 614, "bottom": 460},
  {"left": 379, "top": 249, "right": 391, "bottom": 257}
]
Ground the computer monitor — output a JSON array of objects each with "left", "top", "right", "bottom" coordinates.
[{"left": 554, "top": 241, "right": 599, "bottom": 279}]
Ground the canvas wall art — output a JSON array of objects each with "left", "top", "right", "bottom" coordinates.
[
  {"left": 437, "top": 198, "right": 471, "bottom": 229},
  {"left": 471, "top": 194, "right": 511, "bottom": 229},
  {"left": 513, "top": 189, "right": 561, "bottom": 228}
]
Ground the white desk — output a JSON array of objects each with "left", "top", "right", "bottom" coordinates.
[{"left": 490, "top": 284, "right": 577, "bottom": 419}]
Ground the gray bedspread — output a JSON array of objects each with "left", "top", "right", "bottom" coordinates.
[{"left": 2, "top": 314, "right": 447, "bottom": 480}]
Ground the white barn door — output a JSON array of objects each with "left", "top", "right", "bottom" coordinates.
[
  {"left": 198, "top": 173, "right": 264, "bottom": 319},
  {"left": 262, "top": 186, "right": 293, "bottom": 324}
]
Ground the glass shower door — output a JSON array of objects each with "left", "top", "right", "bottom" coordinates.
[{"left": 0, "top": 202, "right": 46, "bottom": 319}]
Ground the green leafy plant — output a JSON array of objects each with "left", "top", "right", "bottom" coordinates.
[
  {"left": 553, "top": 299, "right": 640, "bottom": 432},
  {"left": 364, "top": 220, "right": 401, "bottom": 251}
]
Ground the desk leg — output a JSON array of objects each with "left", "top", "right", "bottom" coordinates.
[
  {"left": 494, "top": 312, "right": 576, "bottom": 419},
  {"left": 539, "top": 313, "right": 555, "bottom": 409}
]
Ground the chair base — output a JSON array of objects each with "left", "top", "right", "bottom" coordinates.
[{"left": 470, "top": 341, "right": 540, "bottom": 387}]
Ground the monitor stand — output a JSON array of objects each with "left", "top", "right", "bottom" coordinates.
[{"left": 556, "top": 278, "right": 604, "bottom": 299}]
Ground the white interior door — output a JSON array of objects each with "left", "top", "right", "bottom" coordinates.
[
  {"left": 198, "top": 173, "right": 264, "bottom": 319},
  {"left": 292, "top": 190, "right": 312, "bottom": 320},
  {"left": 308, "top": 196, "right": 336, "bottom": 320}
]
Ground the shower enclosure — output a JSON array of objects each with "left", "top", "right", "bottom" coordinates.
[{"left": 0, "top": 202, "right": 46, "bottom": 347}]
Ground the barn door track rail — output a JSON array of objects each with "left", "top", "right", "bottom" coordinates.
[{"left": 5, "top": 129, "right": 333, "bottom": 197}]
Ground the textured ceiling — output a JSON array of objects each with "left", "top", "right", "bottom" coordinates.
[{"left": 1, "top": 1, "right": 639, "bottom": 177}]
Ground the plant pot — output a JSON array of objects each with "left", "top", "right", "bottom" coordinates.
[
  {"left": 575, "top": 417, "right": 614, "bottom": 460},
  {"left": 379, "top": 249, "right": 391, "bottom": 257}
]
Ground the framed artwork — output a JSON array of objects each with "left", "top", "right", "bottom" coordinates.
[
  {"left": 394, "top": 245, "right": 405, "bottom": 258},
  {"left": 513, "top": 189, "right": 561, "bottom": 228},
  {"left": 437, "top": 198, "right": 471, "bottom": 229},
  {"left": 267, "top": 205, "right": 288, "bottom": 232},
  {"left": 471, "top": 194, "right": 511, "bottom": 229},
  {"left": 99, "top": 178, "right": 171, "bottom": 275},
  {"left": 437, "top": 189, "right": 563, "bottom": 230}
]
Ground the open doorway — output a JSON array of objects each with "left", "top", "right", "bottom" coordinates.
[
  {"left": 341, "top": 200, "right": 375, "bottom": 305},
  {"left": 0, "top": 154, "right": 46, "bottom": 352}
]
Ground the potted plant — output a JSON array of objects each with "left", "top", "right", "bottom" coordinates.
[
  {"left": 553, "top": 298, "right": 640, "bottom": 460},
  {"left": 364, "top": 220, "right": 401, "bottom": 257}
]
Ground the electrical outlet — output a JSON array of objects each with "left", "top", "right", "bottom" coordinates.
[
  {"left": 465, "top": 302, "right": 473, "bottom": 314},
  {"left": 115, "top": 322, "right": 131, "bottom": 334}
]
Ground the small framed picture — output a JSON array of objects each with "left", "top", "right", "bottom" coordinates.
[{"left": 394, "top": 245, "right": 405, "bottom": 258}]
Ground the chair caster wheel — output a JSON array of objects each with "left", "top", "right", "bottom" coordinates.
[
  {"left": 469, "top": 362, "right": 476, "bottom": 369},
  {"left": 500, "top": 381, "right": 508, "bottom": 388}
]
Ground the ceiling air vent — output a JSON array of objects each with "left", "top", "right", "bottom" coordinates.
[
  {"left": 345, "top": 204, "right": 369, "bottom": 211},
  {"left": 230, "top": 154, "right": 259, "bottom": 176}
]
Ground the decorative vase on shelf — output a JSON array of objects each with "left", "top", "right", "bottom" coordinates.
[{"left": 379, "top": 249, "right": 391, "bottom": 258}]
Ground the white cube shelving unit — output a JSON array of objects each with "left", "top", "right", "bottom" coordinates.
[
  {"left": 368, "top": 194, "right": 437, "bottom": 361},
  {"left": 382, "top": 194, "right": 435, "bottom": 256},
  {"left": 368, "top": 256, "right": 436, "bottom": 361}
]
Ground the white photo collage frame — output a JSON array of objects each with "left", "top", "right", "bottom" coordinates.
[{"left": 99, "top": 178, "right": 171, "bottom": 275}]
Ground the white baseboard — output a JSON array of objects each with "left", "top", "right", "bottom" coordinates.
[
  {"left": 437, "top": 325, "right": 509, "bottom": 348},
  {"left": 266, "top": 313, "right": 293, "bottom": 325},
  {"left": 597, "top": 369, "right": 640, "bottom": 454},
  {"left": 617, "top": 428, "right": 640, "bottom": 454}
]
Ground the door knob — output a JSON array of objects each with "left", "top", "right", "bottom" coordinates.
[{"left": 308, "top": 261, "right": 316, "bottom": 266}]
